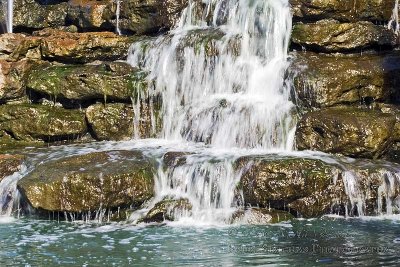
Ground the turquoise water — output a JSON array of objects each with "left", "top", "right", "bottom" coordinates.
[{"left": 1, "top": 217, "right": 399, "bottom": 266}]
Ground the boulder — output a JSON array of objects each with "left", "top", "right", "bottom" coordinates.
[
  {"left": 86, "top": 103, "right": 134, "bottom": 141},
  {"left": 296, "top": 107, "right": 396, "bottom": 158},
  {"left": 0, "top": 30, "right": 136, "bottom": 63},
  {"left": 291, "top": 20, "right": 396, "bottom": 52},
  {"left": 230, "top": 208, "right": 294, "bottom": 224},
  {"left": 0, "top": 34, "right": 42, "bottom": 62},
  {"left": 17, "top": 150, "right": 155, "bottom": 212},
  {"left": 0, "top": 0, "right": 68, "bottom": 31},
  {"left": 27, "top": 61, "right": 147, "bottom": 103},
  {"left": 140, "top": 197, "right": 192, "bottom": 223},
  {"left": 0, "top": 59, "right": 35, "bottom": 102},
  {"left": 0, "top": 104, "right": 87, "bottom": 142},
  {"left": 238, "top": 156, "right": 344, "bottom": 217},
  {"left": 67, "top": 0, "right": 114, "bottom": 31},
  {"left": 292, "top": 51, "right": 400, "bottom": 107},
  {"left": 118, "top": 0, "right": 189, "bottom": 34},
  {"left": 237, "top": 155, "right": 400, "bottom": 217},
  {"left": 0, "top": 154, "right": 25, "bottom": 183},
  {"left": 36, "top": 28, "right": 136, "bottom": 63},
  {"left": 290, "top": 0, "right": 395, "bottom": 22}
]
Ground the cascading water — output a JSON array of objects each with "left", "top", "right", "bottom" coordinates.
[
  {"left": 115, "top": 0, "right": 121, "bottom": 35},
  {"left": 389, "top": 0, "right": 399, "bottom": 35},
  {"left": 2, "top": 0, "right": 13, "bottom": 33},
  {"left": 127, "top": 0, "right": 295, "bottom": 224}
]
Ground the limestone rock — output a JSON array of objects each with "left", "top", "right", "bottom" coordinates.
[
  {"left": 86, "top": 103, "right": 134, "bottom": 141},
  {"left": 292, "top": 21, "right": 396, "bottom": 52},
  {"left": 0, "top": 104, "right": 87, "bottom": 142},
  {"left": 296, "top": 107, "right": 396, "bottom": 158},
  {"left": 17, "top": 150, "right": 155, "bottom": 212},
  {"left": 292, "top": 51, "right": 400, "bottom": 107}
]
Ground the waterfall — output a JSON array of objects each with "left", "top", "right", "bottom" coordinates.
[
  {"left": 388, "top": 0, "right": 399, "bottom": 35},
  {"left": 127, "top": 0, "right": 294, "bottom": 224},
  {"left": 128, "top": 0, "right": 294, "bottom": 149},
  {"left": 2, "top": 0, "right": 13, "bottom": 33},
  {"left": 115, "top": 0, "right": 121, "bottom": 35}
]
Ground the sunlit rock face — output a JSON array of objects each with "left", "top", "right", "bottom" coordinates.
[
  {"left": 17, "top": 150, "right": 155, "bottom": 213},
  {"left": 292, "top": 51, "right": 400, "bottom": 108}
]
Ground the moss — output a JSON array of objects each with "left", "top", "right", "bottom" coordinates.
[
  {"left": 18, "top": 150, "right": 155, "bottom": 212},
  {"left": 0, "top": 104, "right": 87, "bottom": 142},
  {"left": 27, "top": 62, "right": 149, "bottom": 102}
]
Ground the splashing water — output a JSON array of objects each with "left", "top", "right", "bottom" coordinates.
[
  {"left": 388, "top": 0, "right": 399, "bottom": 35},
  {"left": 127, "top": 0, "right": 295, "bottom": 224},
  {"left": 128, "top": 0, "right": 294, "bottom": 150}
]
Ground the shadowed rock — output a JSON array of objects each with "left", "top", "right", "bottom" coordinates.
[{"left": 290, "top": 0, "right": 395, "bottom": 22}]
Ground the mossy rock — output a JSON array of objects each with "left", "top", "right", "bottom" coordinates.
[
  {"left": 27, "top": 62, "right": 148, "bottom": 104},
  {"left": 17, "top": 150, "right": 155, "bottom": 213},
  {"left": 292, "top": 51, "right": 400, "bottom": 108},
  {"left": 296, "top": 107, "right": 396, "bottom": 158},
  {"left": 86, "top": 103, "right": 134, "bottom": 141},
  {"left": 140, "top": 197, "right": 192, "bottom": 223},
  {"left": 291, "top": 21, "right": 396, "bottom": 52},
  {"left": 0, "top": 104, "right": 87, "bottom": 142},
  {"left": 238, "top": 156, "right": 340, "bottom": 205}
]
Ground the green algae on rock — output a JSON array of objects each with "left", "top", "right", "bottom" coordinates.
[
  {"left": 237, "top": 156, "right": 343, "bottom": 218},
  {"left": 86, "top": 103, "right": 134, "bottom": 141},
  {"left": 140, "top": 197, "right": 192, "bottom": 223},
  {"left": 27, "top": 62, "right": 148, "bottom": 103},
  {"left": 17, "top": 150, "right": 155, "bottom": 213},
  {"left": 0, "top": 104, "right": 87, "bottom": 142},
  {"left": 292, "top": 51, "right": 400, "bottom": 108},
  {"left": 292, "top": 21, "right": 396, "bottom": 52},
  {"left": 296, "top": 107, "right": 396, "bottom": 158}
]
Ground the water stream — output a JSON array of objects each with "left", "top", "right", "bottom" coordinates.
[
  {"left": 126, "top": 0, "right": 295, "bottom": 224},
  {"left": 389, "top": 0, "right": 400, "bottom": 35}
]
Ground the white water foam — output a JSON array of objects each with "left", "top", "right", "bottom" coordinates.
[
  {"left": 388, "top": 0, "right": 399, "bottom": 35},
  {"left": 127, "top": 0, "right": 294, "bottom": 224},
  {"left": 115, "top": 0, "right": 121, "bottom": 35},
  {"left": 2, "top": 0, "right": 13, "bottom": 33}
]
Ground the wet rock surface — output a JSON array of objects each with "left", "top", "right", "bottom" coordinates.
[
  {"left": 0, "top": 104, "right": 87, "bottom": 142},
  {"left": 230, "top": 208, "right": 294, "bottom": 224},
  {"left": 292, "top": 51, "right": 400, "bottom": 108},
  {"left": 237, "top": 156, "right": 344, "bottom": 217},
  {"left": 18, "top": 150, "right": 155, "bottom": 212},
  {"left": 296, "top": 107, "right": 396, "bottom": 158},
  {"left": 27, "top": 61, "right": 147, "bottom": 104},
  {"left": 140, "top": 197, "right": 192, "bottom": 223},
  {"left": 0, "top": 154, "right": 25, "bottom": 183},
  {"left": 237, "top": 156, "right": 400, "bottom": 217},
  {"left": 86, "top": 103, "right": 134, "bottom": 141},
  {"left": 290, "top": 0, "right": 394, "bottom": 22},
  {"left": 292, "top": 21, "right": 396, "bottom": 52}
]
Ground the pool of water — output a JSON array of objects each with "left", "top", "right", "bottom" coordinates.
[{"left": 1, "top": 216, "right": 400, "bottom": 266}]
